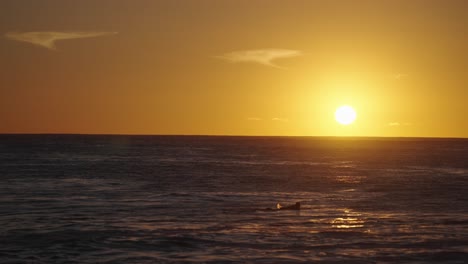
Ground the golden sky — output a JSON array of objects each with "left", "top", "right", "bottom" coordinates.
[{"left": 1, "top": 0, "right": 467, "bottom": 137}]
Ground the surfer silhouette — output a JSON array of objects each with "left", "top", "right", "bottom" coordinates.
[
  {"left": 262, "top": 202, "right": 301, "bottom": 211},
  {"left": 277, "top": 202, "right": 301, "bottom": 210}
]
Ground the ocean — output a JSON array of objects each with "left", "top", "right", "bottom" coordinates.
[{"left": 0, "top": 135, "right": 467, "bottom": 263}]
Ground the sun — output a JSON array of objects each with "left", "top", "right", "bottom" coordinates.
[{"left": 335, "top": 105, "right": 357, "bottom": 125}]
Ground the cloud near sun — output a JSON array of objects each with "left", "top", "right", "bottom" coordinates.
[
  {"left": 5, "top": 31, "right": 117, "bottom": 50},
  {"left": 217, "top": 49, "right": 302, "bottom": 68}
]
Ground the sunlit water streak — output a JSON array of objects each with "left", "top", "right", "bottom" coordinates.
[{"left": 0, "top": 135, "right": 467, "bottom": 263}]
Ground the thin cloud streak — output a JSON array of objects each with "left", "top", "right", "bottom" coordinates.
[
  {"left": 216, "top": 49, "right": 302, "bottom": 69},
  {"left": 388, "top": 122, "right": 401, "bottom": 126},
  {"left": 394, "top": 73, "right": 409, "bottom": 80},
  {"left": 272, "top": 117, "right": 288, "bottom": 122},
  {"left": 5, "top": 31, "right": 117, "bottom": 50},
  {"left": 387, "top": 122, "right": 412, "bottom": 127}
]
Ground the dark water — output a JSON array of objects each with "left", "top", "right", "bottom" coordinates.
[{"left": 0, "top": 135, "right": 467, "bottom": 263}]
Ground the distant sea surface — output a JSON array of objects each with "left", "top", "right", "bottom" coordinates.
[{"left": 1, "top": 135, "right": 467, "bottom": 263}]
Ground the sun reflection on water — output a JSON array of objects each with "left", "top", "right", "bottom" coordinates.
[
  {"left": 334, "top": 175, "right": 366, "bottom": 184},
  {"left": 331, "top": 217, "right": 365, "bottom": 229},
  {"left": 330, "top": 209, "right": 365, "bottom": 229}
]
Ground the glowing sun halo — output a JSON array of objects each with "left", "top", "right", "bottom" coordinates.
[{"left": 335, "top": 105, "right": 357, "bottom": 125}]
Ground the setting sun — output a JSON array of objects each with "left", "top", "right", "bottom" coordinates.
[{"left": 335, "top": 105, "right": 357, "bottom": 125}]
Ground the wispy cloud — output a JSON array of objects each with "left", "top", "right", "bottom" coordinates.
[
  {"left": 387, "top": 122, "right": 412, "bottom": 127},
  {"left": 246, "top": 117, "right": 289, "bottom": 122},
  {"left": 394, "top": 73, "right": 409, "bottom": 80},
  {"left": 272, "top": 117, "right": 288, "bottom": 122},
  {"left": 387, "top": 122, "right": 401, "bottom": 126},
  {"left": 216, "top": 49, "right": 302, "bottom": 69},
  {"left": 5, "top": 31, "right": 117, "bottom": 50}
]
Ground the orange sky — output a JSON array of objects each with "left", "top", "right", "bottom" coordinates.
[{"left": 1, "top": 0, "right": 467, "bottom": 137}]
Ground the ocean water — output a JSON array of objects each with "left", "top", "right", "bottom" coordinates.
[{"left": 0, "top": 135, "right": 467, "bottom": 263}]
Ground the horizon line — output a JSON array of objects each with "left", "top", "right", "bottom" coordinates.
[{"left": 0, "top": 133, "right": 467, "bottom": 140}]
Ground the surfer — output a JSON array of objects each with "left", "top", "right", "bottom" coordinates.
[
  {"left": 262, "top": 202, "right": 301, "bottom": 211},
  {"left": 277, "top": 202, "right": 301, "bottom": 210}
]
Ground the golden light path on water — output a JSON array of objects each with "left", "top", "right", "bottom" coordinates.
[{"left": 331, "top": 209, "right": 365, "bottom": 229}]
